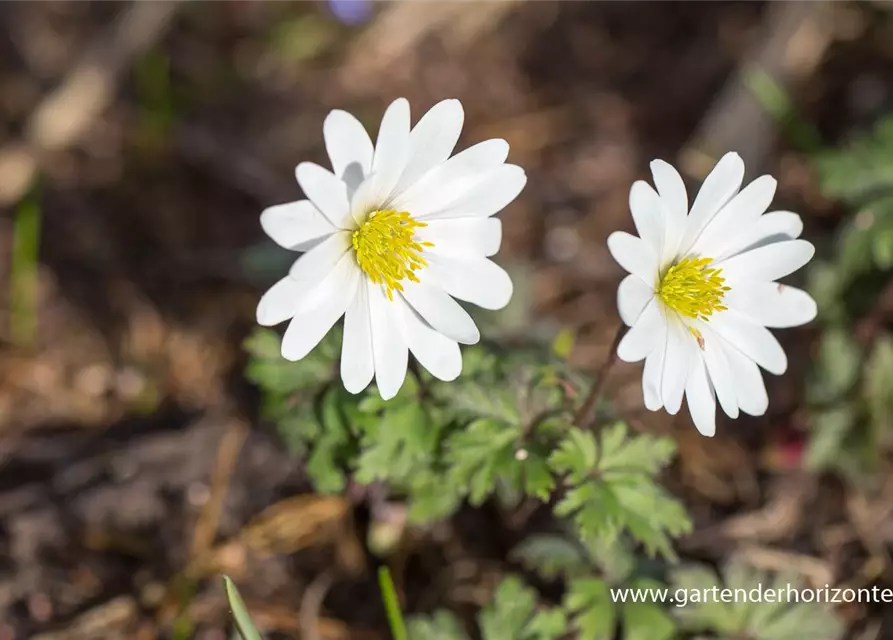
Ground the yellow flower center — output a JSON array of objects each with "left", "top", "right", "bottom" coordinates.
[
  {"left": 657, "top": 256, "right": 730, "bottom": 321},
  {"left": 351, "top": 209, "right": 433, "bottom": 300}
]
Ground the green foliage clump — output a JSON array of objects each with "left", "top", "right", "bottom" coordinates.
[
  {"left": 408, "top": 576, "right": 567, "bottom": 640},
  {"left": 240, "top": 324, "right": 696, "bottom": 639},
  {"left": 246, "top": 327, "right": 690, "bottom": 552},
  {"left": 511, "top": 533, "right": 675, "bottom": 640},
  {"left": 670, "top": 562, "right": 845, "bottom": 640},
  {"left": 806, "top": 114, "right": 893, "bottom": 484}
]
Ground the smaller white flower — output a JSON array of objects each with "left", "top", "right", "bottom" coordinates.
[
  {"left": 608, "top": 152, "right": 817, "bottom": 436},
  {"left": 257, "top": 98, "right": 526, "bottom": 400}
]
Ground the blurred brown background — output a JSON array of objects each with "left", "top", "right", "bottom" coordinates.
[{"left": 1, "top": 1, "right": 892, "bottom": 638}]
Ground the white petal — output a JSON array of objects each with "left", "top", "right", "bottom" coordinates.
[
  {"left": 417, "top": 218, "right": 502, "bottom": 257},
  {"left": 642, "top": 324, "right": 667, "bottom": 411},
  {"left": 716, "top": 239, "right": 815, "bottom": 283},
  {"left": 368, "top": 282, "right": 409, "bottom": 400},
  {"left": 260, "top": 200, "right": 338, "bottom": 252},
  {"left": 617, "top": 298, "right": 663, "bottom": 363},
  {"left": 617, "top": 274, "right": 655, "bottom": 326},
  {"left": 685, "top": 353, "right": 716, "bottom": 437},
  {"left": 606, "top": 231, "right": 659, "bottom": 286},
  {"left": 629, "top": 180, "right": 665, "bottom": 258},
  {"left": 281, "top": 252, "right": 360, "bottom": 361},
  {"left": 724, "top": 282, "right": 817, "bottom": 328},
  {"left": 370, "top": 97, "right": 412, "bottom": 206},
  {"left": 256, "top": 276, "right": 302, "bottom": 327},
  {"left": 288, "top": 231, "right": 351, "bottom": 282},
  {"left": 690, "top": 175, "right": 777, "bottom": 257},
  {"left": 397, "top": 99, "right": 464, "bottom": 192},
  {"left": 341, "top": 278, "right": 374, "bottom": 394},
  {"left": 661, "top": 316, "right": 691, "bottom": 415},
  {"left": 650, "top": 159, "right": 688, "bottom": 262},
  {"left": 399, "top": 295, "right": 462, "bottom": 381},
  {"left": 295, "top": 162, "right": 352, "bottom": 229},
  {"left": 391, "top": 139, "right": 509, "bottom": 215},
  {"left": 400, "top": 281, "right": 480, "bottom": 344},
  {"left": 680, "top": 152, "right": 745, "bottom": 254},
  {"left": 723, "top": 340, "right": 769, "bottom": 416},
  {"left": 695, "top": 323, "right": 739, "bottom": 419},
  {"left": 710, "top": 310, "right": 787, "bottom": 374},
  {"left": 716, "top": 210, "right": 804, "bottom": 261},
  {"left": 424, "top": 253, "right": 513, "bottom": 311},
  {"left": 417, "top": 164, "right": 526, "bottom": 221},
  {"left": 324, "top": 109, "right": 373, "bottom": 191}
]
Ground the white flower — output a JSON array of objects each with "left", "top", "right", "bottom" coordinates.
[
  {"left": 256, "top": 98, "right": 526, "bottom": 400},
  {"left": 608, "top": 152, "right": 817, "bottom": 437}
]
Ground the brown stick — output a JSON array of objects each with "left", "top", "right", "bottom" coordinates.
[{"left": 573, "top": 323, "right": 626, "bottom": 429}]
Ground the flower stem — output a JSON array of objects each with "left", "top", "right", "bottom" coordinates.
[
  {"left": 573, "top": 323, "right": 626, "bottom": 428},
  {"left": 378, "top": 566, "right": 407, "bottom": 640}
]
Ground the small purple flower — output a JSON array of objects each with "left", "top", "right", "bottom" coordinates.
[{"left": 328, "top": 0, "right": 373, "bottom": 26}]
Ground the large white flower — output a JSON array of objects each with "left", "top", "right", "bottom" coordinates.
[
  {"left": 257, "top": 98, "right": 526, "bottom": 399},
  {"left": 608, "top": 152, "right": 817, "bottom": 436}
]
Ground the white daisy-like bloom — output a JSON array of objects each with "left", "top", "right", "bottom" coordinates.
[
  {"left": 256, "top": 98, "right": 526, "bottom": 400},
  {"left": 607, "top": 152, "right": 817, "bottom": 437}
]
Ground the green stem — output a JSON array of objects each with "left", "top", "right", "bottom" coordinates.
[{"left": 378, "top": 566, "right": 408, "bottom": 640}]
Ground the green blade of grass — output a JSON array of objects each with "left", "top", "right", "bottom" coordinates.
[
  {"left": 10, "top": 187, "right": 41, "bottom": 348},
  {"left": 379, "top": 566, "right": 408, "bottom": 640},
  {"left": 223, "top": 576, "right": 265, "bottom": 640},
  {"left": 746, "top": 69, "right": 824, "bottom": 153}
]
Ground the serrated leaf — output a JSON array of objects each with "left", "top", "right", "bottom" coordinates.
[
  {"left": 445, "top": 418, "right": 549, "bottom": 506},
  {"left": 549, "top": 425, "right": 689, "bottom": 559},
  {"left": 446, "top": 384, "right": 522, "bottom": 427},
  {"left": 355, "top": 401, "right": 438, "bottom": 484},
  {"left": 510, "top": 534, "right": 589, "bottom": 580},
  {"left": 565, "top": 577, "right": 615, "bottom": 640},
  {"left": 478, "top": 576, "right": 538, "bottom": 640},
  {"left": 549, "top": 428, "right": 598, "bottom": 482}
]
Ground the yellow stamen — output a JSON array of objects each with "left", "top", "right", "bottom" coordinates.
[
  {"left": 351, "top": 209, "right": 433, "bottom": 300},
  {"left": 657, "top": 256, "right": 730, "bottom": 321}
]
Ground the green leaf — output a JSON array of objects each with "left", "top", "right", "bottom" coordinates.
[
  {"left": 551, "top": 328, "right": 576, "bottom": 360},
  {"left": 223, "top": 576, "right": 265, "bottom": 640},
  {"left": 444, "top": 417, "right": 554, "bottom": 507},
  {"left": 244, "top": 327, "right": 339, "bottom": 395},
  {"left": 565, "top": 578, "right": 615, "bottom": 640},
  {"left": 808, "top": 329, "right": 861, "bottom": 402},
  {"left": 805, "top": 404, "right": 856, "bottom": 472},
  {"left": 355, "top": 401, "right": 439, "bottom": 485},
  {"left": 622, "top": 578, "right": 676, "bottom": 640},
  {"left": 549, "top": 424, "right": 690, "bottom": 559},
  {"left": 510, "top": 534, "right": 590, "bottom": 580},
  {"left": 865, "top": 335, "right": 893, "bottom": 425},
  {"left": 406, "top": 611, "right": 468, "bottom": 640},
  {"left": 670, "top": 561, "right": 846, "bottom": 640},
  {"left": 405, "top": 470, "right": 463, "bottom": 524},
  {"left": 478, "top": 576, "right": 539, "bottom": 640},
  {"left": 528, "top": 609, "right": 567, "bottom": 640}
]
